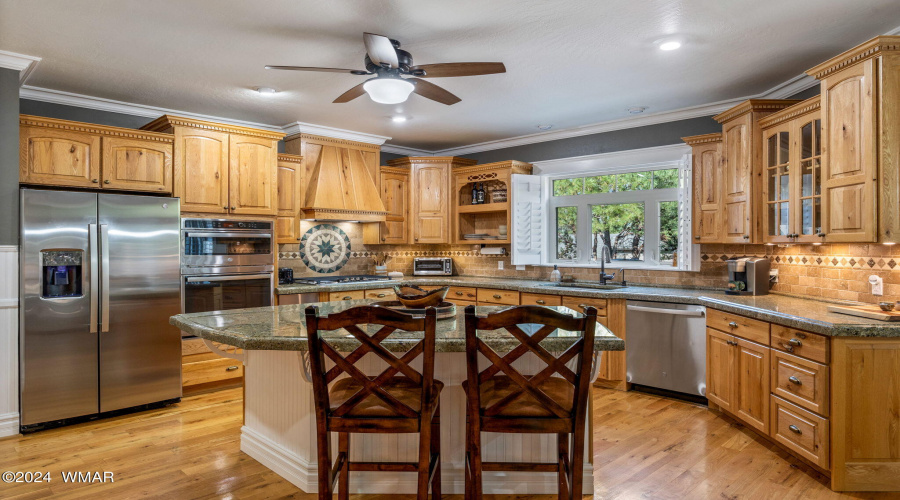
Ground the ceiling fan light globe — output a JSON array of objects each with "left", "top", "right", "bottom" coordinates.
[{"left": 363, "top": 78, "right": 415, "bottom": 104}]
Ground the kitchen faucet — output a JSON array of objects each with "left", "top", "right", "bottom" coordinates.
[{"left": 599, "top": 245, "right": 617, "bottom": 285}]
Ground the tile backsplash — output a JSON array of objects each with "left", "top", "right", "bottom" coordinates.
[{"left": 279, "top": 222, "right": 899, "bottom": 304}]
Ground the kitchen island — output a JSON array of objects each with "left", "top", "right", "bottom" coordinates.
[{"left": 171, "top": 300, "right": 624, "bottom": 495}]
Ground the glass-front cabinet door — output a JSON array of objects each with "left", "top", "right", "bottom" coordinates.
[{"left": 760, "top": 97, "right": 822, "bottom": 244}]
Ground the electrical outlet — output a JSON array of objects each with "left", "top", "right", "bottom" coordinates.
[
  {"left": 498, "top": 260, "right": 504, "bottom": 270},
  {"left": 769, "top": 269, "right": 779, "bottom": 283},
  {"left": 516, "top": 265, "right": 525, "bottom": 271},
  {"left": 869, "top": 275, "right": 884, "bottom": 296}
]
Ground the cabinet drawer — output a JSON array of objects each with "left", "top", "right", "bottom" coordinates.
[
  {"left": 447, "top": 286, "right": 477, "bottom": 301},
  {"left": 770, "top": 325, "right": 828, "bottom": 364},
  {"left": 477, "top": 288, "right": 519, "bottom": 305},
  {"left": 561, "top": 296, "right": 608, "bottom": 316},
  {"left": 183, "top": 358, "right": 243, "bottom": 387},
  {"left": 328, "top": 290, "right": 365, "bottom": 302},
  {"left": 771, "top": 350, "right": 829, "bottom": 416},
  {"left": 364, "top": 288, "right": 396, "bottom": 301},
  {"left": 452, "top": 299, "right": 477, "bottom": 309},
  {"left": 707, "top": 308, "right": 770, "bottom": 344},
  {"left": 520, "top": 293, "right": 562, "bottom": 307},
  {"left": 770, "top": 395, "right": 829, "bottom": 469},
  {"left": 562, "top": 297, "right": 609, "bottom": 316}
]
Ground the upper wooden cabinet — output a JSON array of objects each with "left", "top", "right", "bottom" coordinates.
[
  {"left": 276, "top": 154, "right": 303, "bottom": 243},
  {"left": 806, "top": 36, "right": 900, "bottom": 243},
  {"left": 683, "top": 133, "right": 723, "bottom": 244},
  {"left": 712, "top": 100, "right": 800, "bottom": 243},
  {"left": 451, "top": 160, "right": 533, "bottom": 244},
  {"left": 19, "top": 115, "right": 173, "bottom": 193},
  {"left": 760, "top": 97, "right": 823, "bottom": 244},
  {"left": 141, "top": 115, "right": 284, "bottom": 215},
  {"left": 387, "top": 156, "right": 477, "bottom": 244},
  {"left": 363, "top": 165, "right": 410, "bottom": 244}
]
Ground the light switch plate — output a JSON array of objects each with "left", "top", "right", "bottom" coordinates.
[
  {"left": 498, "top": 260, "right": 504, "bottom": 270},
  {"left": 516, "top": 265, "right": 525, "bottom": 271}
]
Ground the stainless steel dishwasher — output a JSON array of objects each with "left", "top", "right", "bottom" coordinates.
[{"left": 625, "top": 300, "right": 707, "bottom": 399}]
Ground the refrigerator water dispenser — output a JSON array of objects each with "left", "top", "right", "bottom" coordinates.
[{"left": 41, "top": 250, "right": 82, "bottom": 298}]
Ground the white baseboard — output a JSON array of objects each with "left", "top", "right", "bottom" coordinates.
[
  {"left": 0, "top": 412, "right": 19, "bottom": 438},
  {"left": 241, "top": 425, "right": 592, "bottom": 494}
]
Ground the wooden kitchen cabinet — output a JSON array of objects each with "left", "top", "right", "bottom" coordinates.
[
  {"left": 451, "top": 160, "right": 533, "bottom": 244},
  {"left": 706, "top": 327, "right": 738, "bottom": 413},
  {"left": 712, "top": 100, "right": 800, "bottom": 243},
  {"left": 806, "top": 37, "right": 900, "bottom": 243},
  {"left": 19, "top": 115, "right": 173, "bottom": 193},
  {"left": 276, "top": 154, "right": 303, "bottom": 243},
  {"left": 142, "top": 115, "right": 284, "bottom": 215},
  {"left": 760, "top": 97, "right": 823, "bottom": 244},
  {"left": 388, "top": 156, "right": 477, "bottom": 244},
  {"left": 364, "top": 166, "right": 410, "bottom": 244},
  {"left": 735, "top": 337, "right": 770, "bottom": 434},
  {"left": 683, "top": 133, "right": 723, "bottom": 243}
]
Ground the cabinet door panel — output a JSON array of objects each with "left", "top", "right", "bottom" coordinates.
[
  {"left": 722, "top": 120, "right": 752, "bottom": 242},
  {"left": 229, "top": 136, "right": 277, "bottom": 215},
  {"left": 176, "top": 128, "right": 229, "bottom": 213},
  {"left": 821, "top": 62, "right": 876, "bottom": 242},
  {"left": 735, "top": 337, "right": 770, "bottom": 434},
  {"left": 691, "top": 141, "right": 723, "bottom": 243},
  {"left": 412, "top": 164, "right": 448, "bottom": 243},
  {"left": 20, "top": 127, "right": 101, "bottom": 188},
  {"left": 707, "top": 328, "right": 737, "bottom": 413},
  {"left": 101, "top": 137, "right": 172, "bottom": 193},
  {"left": 381, "top": 171, "right": 408, "bottom": 244}
]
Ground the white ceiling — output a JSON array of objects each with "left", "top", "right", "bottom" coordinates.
[{"left": 1, "top": 0, "right": 898, "bottom": 151}]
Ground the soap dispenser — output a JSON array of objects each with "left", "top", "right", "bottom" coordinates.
[{"left": 550, "top": 265, "right": 561, "bottom": 282}]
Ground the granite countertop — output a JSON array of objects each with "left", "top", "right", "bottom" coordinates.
[
  {"left": 170, "top": 300, "right": 625, "bottom": 352},
  {"left": 277, "top": 276, "right": 900, "bottom": 338}
]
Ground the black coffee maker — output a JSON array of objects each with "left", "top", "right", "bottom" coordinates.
[
  {"left": 278, "top": 267, "right": 294, "bottom": 285},
  {"left": 726, "top": 257, "right": 770, "bottom": 295}
]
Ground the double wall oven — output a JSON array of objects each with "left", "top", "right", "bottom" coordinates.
[{"left": 181, "top": 219, "right": 274, "bottom": 334}]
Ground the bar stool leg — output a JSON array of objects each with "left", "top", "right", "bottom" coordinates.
[
  {"left": 465, "top": 416, "right": 484, "bottom": 500},
  {"left": 316, "top": 430, "right": 333, "bottom": 500},
  {"left": 557, "top": 433, "right": 570, "bottom": 500},
  {"left": 417, "top": 415, "right": 433, "bottom": 500},
  {"left": 338, "top": 433, "right": 350, "bottom": 500},
  {"left": 570, "top": 430, "right": 585, "bottom": 500},
  {"left": 430, "top": 416, "right": 441, "bottom": 498}
]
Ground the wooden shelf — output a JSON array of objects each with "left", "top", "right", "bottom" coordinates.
[
  {"left": 460, "top": 238, "right": 509, "bottom": 245},
  {"left": 457, "top": 203, "right": 508, "bottom": 214}
]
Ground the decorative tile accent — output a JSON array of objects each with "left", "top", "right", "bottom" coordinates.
[{"left": 299, "top": 224, "right": 351, "bottom": 273}]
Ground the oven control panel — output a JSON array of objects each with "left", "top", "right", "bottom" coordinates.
[{"left": 182, "top": 219, "right": 272, "bottom": 230}]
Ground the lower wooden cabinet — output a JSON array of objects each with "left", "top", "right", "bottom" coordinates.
[
  {"left": 519, "top": 292, "right": 561, "bottom": 306},
  {"left": 771, "top": 395, "right": 829, "bottom": 469},
  {"left": 735, "top": 337, "right": 770, "bottom": 434},
  {"left": 706, "top": 327, "right": 738, "bottom": 414},
  {"left": 363, "top": 288, "right": 396, "bottom": 301},
  {"left": 476, "top": 288, "right": 519, "bottom": 305},
  {"left": 182, "top": 338, "right": 243, "bottom": 391},
  {"left": 327, "top": 290, "right": 365, "bottom": 302}
]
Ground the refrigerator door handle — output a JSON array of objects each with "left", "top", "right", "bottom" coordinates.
[
  {"left": 100, "top": 224, "right": 110, "bottom": 333},
  {"left": 89, "top": 223, "right": 99, "bottom": 333}
]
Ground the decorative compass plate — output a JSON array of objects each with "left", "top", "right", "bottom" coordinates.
[{"left": 299, "top": 224, "right": 351, "bottom": 273}]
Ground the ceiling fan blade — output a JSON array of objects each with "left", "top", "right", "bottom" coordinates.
[
  {"left": 410, "top": 62, "right": 506, "bottom": 78},
  {"left": 363, "top": 32, "right": 399, "bottom": 69},
  {"left": 333, "top": 82, "right": 368, "bottom": 103},
  {"left": 408, "top": 78, "right": 461, "bottom": 105},
  {"left": 265, "top": 65, "right": 369, "bottom": 75}
]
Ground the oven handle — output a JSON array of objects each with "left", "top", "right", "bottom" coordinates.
[
  {"left": 184, "top": 232, "right": 272, "bottom": 239},
  {"left": 185, "top": 274, "right": 273, "bottom": 283}
]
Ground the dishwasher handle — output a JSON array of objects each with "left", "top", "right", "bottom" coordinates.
[{"left": 626, "top": 304, "right": 706, "bottom": 317}]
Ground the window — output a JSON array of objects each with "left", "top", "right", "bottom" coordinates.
[{"left": 547, "top": 166, "right": 691, "bottom": 269}]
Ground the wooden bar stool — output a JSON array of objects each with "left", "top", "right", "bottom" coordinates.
[
  {"left": 462, "top": 304, "right": 597, "bottom": 500},
  {"left": 304, "top": 305, "right": 442, "bottom": 500}
]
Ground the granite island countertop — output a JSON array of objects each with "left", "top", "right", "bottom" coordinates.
[
  {"left": 277, "top": 276, "right": 900, "bottom": 337},
  {"left": 170, "top": 299, "right": 625, "bottom": 352}
]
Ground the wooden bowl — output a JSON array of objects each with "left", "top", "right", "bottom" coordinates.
[{"left": 393, "top": 284, "right": 449, "bottom": 308}]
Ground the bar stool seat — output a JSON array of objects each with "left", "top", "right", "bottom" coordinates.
[
  {"left": 462, "top": 376, "right": 572, "bottom": 418},
  {"left": 331, "top": 377, "right": 444, "bottom": 418}
]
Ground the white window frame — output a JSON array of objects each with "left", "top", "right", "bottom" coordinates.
[{"left": 535, "top": 145, "right": 697, "bottom": 271}]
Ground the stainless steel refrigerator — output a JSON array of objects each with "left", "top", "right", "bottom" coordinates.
[{"left": 20, "top": 188, "right": 182, "bottom": 430}]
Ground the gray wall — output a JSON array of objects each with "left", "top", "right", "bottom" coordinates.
[
  {"left": 381, "top": 151, "right": 406, "bottom": 165},
  {"left": 20, "top": 99, "right": 154, "bottom": 129},
  {"left": 1, "top": 70, "right": 20, "bottom": 245}
]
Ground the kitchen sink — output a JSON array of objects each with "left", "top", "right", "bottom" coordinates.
[{"left": 539, "top": 282, "right": 627, "bottom": 290}]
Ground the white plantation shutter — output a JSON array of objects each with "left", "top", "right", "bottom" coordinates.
[
  {"left": 510, "top": 174, "right": 544, "bottom": 265},
  {"left": 677, "top": 153, "right": 698, "bottom": 271}
]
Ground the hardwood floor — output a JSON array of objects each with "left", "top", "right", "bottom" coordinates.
[{"left": 0, "top": 386, "right": 895, "bottom": 499}]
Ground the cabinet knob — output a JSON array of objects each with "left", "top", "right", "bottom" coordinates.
[
  {"left": 224, "top": 206, "right": 228, "bottom": 210},
  {"left": 231, "top": 206, "right": 236, "bottom": 210},
  {"left": 788, "top": 376, "right": 802, "bottom": 385},
  {"left": 788, "top": 425, "right": 802, "bottom": 435},
  {"left": 695, "top": 236, "right": 701, "bottom": 240},
  {"left": 787, "top": 338, "right": 802, "bottom": 347},
  {"left": 728, "top": 321, "right": 738, "bottom": 329},
  {"left": 780, "top": 342, "right": 795, "bottom": 353},
  {"left": 104, "top": 180, "right": 110, "bottom": 184},
  {"left": 92, "top": 179, "right": 99, "bottom": 183},
  {"left": 382, "top": 237, "right": 386, "bottom": 242},
  {"left": 493, "top": 294, "right": 502, "bottom": 299},
  {"left": 342, "top": 296, "right": 352, "bottom": 301},
  {"left": 536, "top": 300, "right": 545, "bottom": 305},
  {"left": 455, "top": 291, "right": 464, "bottom": 296},
  {"left": 226, "top": 366, "right": 239, "bottom": 372},
  {"left": 415, "top": 237, "right": 419, "bottom": 241},
  {"left": 742, "top": 235, "right": 749, "bottom": 239},
  {"left": 376, "top": 293, "right": 386, "bottom": 298}
]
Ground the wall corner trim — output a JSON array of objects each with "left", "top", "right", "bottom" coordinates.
[{"left": 0, "top": 50, "right": 41, "bottom": 85}]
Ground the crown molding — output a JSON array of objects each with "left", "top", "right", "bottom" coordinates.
[
  {"left": 532, "top": 143, "right": 690, "bottom": 176},
  {"left": 19, "top": 85, "right": 284, "bottom": 132},
  {"left": 381, "top": 143, "right": 432, "bottom": 156},
  {"left": 0, "top": 50, "right": 41, "bottom": 84},
  {"left": 281, "top": 121, "right": 389, "bottom": 145}
]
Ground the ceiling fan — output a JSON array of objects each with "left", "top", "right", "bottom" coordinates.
[{"left": 265, "top": 32, "right": 506, "bottom": 105}]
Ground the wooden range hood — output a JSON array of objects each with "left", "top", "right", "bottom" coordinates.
[{"left": 294, "top": 136, "right": 387, "bottom": 222}]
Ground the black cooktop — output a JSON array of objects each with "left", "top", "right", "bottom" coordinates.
[{"left": 290, "top": 275, "right": 391, "bottom": 286}]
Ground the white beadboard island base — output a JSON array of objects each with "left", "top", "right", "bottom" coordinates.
[{"left": 241, "top": 349, "right": 594, "bottom": 495}]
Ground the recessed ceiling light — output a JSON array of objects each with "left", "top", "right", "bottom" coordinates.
[
  {"left": 392, "top": 116, "right": 408, "bottom": 123},
  {"left": 627, "top": 106, "right": 648, "bottom": 114},
  {"left": 537, "top": 124, "right": 553, "bottom": 130},
  {"left": 658, "top": 40, "right": 682, "bottom": 51},
  {"left": 256, "top": 87, "right": 278, "bottom": 95}
]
